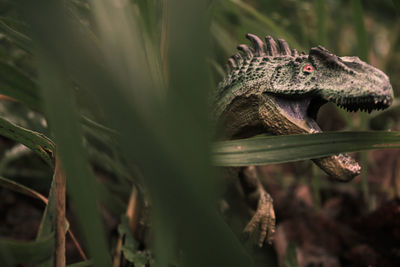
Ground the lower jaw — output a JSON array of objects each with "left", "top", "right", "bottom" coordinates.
[
  {"left": 312, "top": 155, "right": 361, "bottom": 182},
  {"left": 259, "top": 97, "right": 361, "bottom": 181}
]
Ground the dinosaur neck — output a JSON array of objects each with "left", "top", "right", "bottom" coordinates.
[
  {"left": 214, "top": 58, "right": 281, "bottom": 120},
  {"left": 216, "top": 95, "right": 266, "bottom": 140}
]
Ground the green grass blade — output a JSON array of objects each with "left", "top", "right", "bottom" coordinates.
[
  {"left": 66, "top": 260, "right": 93, "bottom": 267},
  {"left": 211, "top": 22, "right": 238, "bottom": 56},
  {"left": 283, "top": 242, "right": 299, "bottom": 267},
  {"left": 0, "top": 60, "right": 42, "bottom": 111},
  {"left": 313, "top": 0, "right": 326, "bottom": 45},
  {"left": 0, "top": 233, "right": 54, "bottom": 265},
  {"left": 393, "top": 0, "right": 400, "bottom": 15},
  {"left": 35, "top": 175, "right": 56, "bottom": 267},
  {"left": 213, "top": 131, "right": 400, "bottom": 166},
  {"left": 18, "top": 1, "right": 111, "bottom": 266},
  {"left": 0, "top": 176, "right": 47, "bottom": 202},
  {"left": 95, "top": 182, "right": 125, "bottom": 215},
  {"left": 350, "top": 0, "right": 370, "bottom": 204},
  {"left": 84, "top": 0, "right": 253, "bottom": 265},
  {"left": 230, "top": 0, "right": 303, "bottom": 49},
  {"left": 0, "top": 18, "right": 33, "bottom": 52},
  {"left": 80, "top": 115, "right": 118, "bottom": 137},
  {"left": 0, "top": 117, "right": 54, "bottom": 168},
  {"left": 351, "top": 0, "right": 368, "bottom": 61}
]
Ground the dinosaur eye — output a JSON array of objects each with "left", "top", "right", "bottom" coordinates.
[{"left": 303, "top": 64, "right": 314, "bottom": 73}]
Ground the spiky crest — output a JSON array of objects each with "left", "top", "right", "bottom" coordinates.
[{"left": 225, "top": 34, "right": 303, "bottom": 73}]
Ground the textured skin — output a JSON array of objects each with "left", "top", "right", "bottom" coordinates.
[{"left": 215, "top": 34, "right": 394, "bottom": 181}]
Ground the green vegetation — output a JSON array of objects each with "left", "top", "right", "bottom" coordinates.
[{"left": 0, "top": 0, "right": 398, "bottom": 266}]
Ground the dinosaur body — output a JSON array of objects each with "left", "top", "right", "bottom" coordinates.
[{"left": 215, "top": 34, "right": 394, "bottom": 246}]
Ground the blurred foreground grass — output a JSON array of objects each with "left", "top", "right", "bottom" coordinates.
[{"left": 0, "top": 0, "right": 398, "bottom": 266}]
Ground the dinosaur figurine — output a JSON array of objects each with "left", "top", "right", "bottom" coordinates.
[{"left": 215, "top": 34, "right": 394, "bottom": 247}]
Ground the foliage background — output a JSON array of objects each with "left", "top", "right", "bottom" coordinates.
[{"left": 0, "top": 0, "right": 398, "bottom": 266}]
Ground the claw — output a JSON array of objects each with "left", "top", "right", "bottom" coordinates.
[
  {"left": 243, "top": 191, "right": 276, "bottom": 247},
  {"left": 239, "top": 166, "right": 276, "bottom": 246}
]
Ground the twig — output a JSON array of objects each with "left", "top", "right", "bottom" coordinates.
[
  {"left": 55, "top": 154, "right": 66, "bottom": 267},
  {"left": 67, "top": 229, "right": 88, "bottom": 261}
]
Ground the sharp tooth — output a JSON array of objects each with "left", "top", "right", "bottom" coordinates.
[
  {"left": 383, "top": 99, "right": 388, "bottom": 105},
  {"left": 374, "top": 98, "right": 379, "bottom": 104}
]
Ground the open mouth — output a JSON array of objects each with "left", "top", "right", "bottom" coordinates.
[{"left": 268, "top": 92, "right": 392, "bottom": 181}]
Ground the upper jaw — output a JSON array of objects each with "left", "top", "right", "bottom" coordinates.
[
  {"left": 330, "top": 56, "right": 394, "bottom": 112},
  {"left": 324, "top": 92, "right": 393, "bottom": 113}
]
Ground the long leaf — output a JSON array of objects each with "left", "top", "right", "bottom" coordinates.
[
  {"left": 393, "top": 0, "right": 400, "bottom": 15},
  {"left": 0, "top": 18, "right": 33, "bottom": 52},
  {"left": 313, "top": 0, "right": 326, "bottom": 45},
  {"left": 66, "top": 260, "right": 93, "bottom": 267},
  {"left": 230, "top": 0, "right": 303, "bottom": 49},
  {"left": 0, "top": 60, "right": 42, "bottom": 111},
  {"left": 0, "top": 233, "right": 54, "bottom": 265},
  {"left": 350, "top": 0, "right": 370, "bottom": 202},
  {"left": 213, "top": 131, "right": 400, "bottom": 166},
  {"left": 0, "top": 116, "right": 54, "bottom": 168},
  {"left": 36, "top": 175, "right": 57, "bottom": 267},
  {"left": 19, "top": 1, "right": 111, "bottom": 265}
]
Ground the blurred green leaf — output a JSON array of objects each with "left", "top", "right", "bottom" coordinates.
[
  {"left": 211, "top": 22, "right": 239, "bottom": 56},
  {"left": 36, "top": 175, "right": 57, "bottom": 267},
  {"left": 213, "top": 131, "right": 400, "bottom": 166},
  {"left": 350, "top": 0, "right": 371, "bottom": 204},
  {"left": 393, "top": 0, "right": 400, "bottom": 15},
  {"left": 0, "top": 60, "right": 41, "bottom": 111},
  {"left": 96, "top": 182, "right": 125, "bottom": 215},
  {"left": 0, "top": 233, "right": 54, "bottom": 265},
  {"left": 66, "top": 261, "right": 93, "bottom": 267},
  {"left": 351, "top": 0, "right": 369, "bottom": 61},
  {"left": 283, "top": 242, "right": 298, "bottom": 267},
  {"left": 0, "top": 18, "right": 33, "bottom": 52},
  {"left": 83, "top": 0, "right": 254, "bottom": 266},
  {"left": 18, "top": 1, "right": 112, "bottom": 266},
  {"left": 118, "top": 215, "right": 152, "bottom": 266},
  {"left": 313, "top": 0, "right": 326, "bottom": 45},
  {"left": 230, "top": 0, "right": 303, "bottom": 49},
  {"left": 80, "top": 115, "right": 118, "bottom": 138}
]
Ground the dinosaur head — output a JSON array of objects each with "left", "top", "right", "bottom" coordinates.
[
  {"left": 269, "top": 46, "right": 393, "bottom": 112},
  {"left": 233, "top": 34, "right": 394, "bottom": 181}
]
